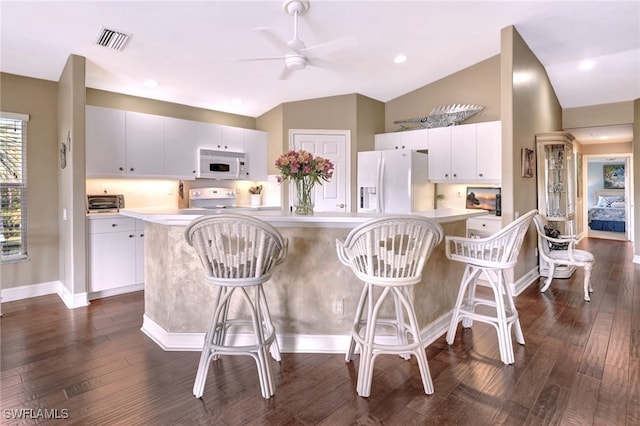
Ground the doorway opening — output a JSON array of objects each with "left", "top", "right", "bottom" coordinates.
[{"left": 582, "top": 154, "right": 632, "bottom": 241}]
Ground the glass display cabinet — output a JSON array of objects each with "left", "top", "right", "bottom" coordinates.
[{"left": 535, "top": 131, "right": 576, "bottom": 278}]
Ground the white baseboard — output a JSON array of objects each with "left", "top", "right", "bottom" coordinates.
[
  {"left": 89, "top": 283, "right": 144, "bottom": 300},
  {"left": 634, "top": 255, "right": 640, "bottom": 264},
  {"left": 0, "top": 281, "right": 61, "bottom": 302},
  {"left": 57, "top": 285, "right": 90, "bottom": 309},
  {"left": 0, "top": 280, "right": 89, "bottom": 309},
  {"left": 513, "top": 266, "right": 540, "bottom": 296},
  {"left": 141, "top": 313, "right": 453, "bottom": 354}
]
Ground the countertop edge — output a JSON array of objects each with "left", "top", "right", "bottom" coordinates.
[{"left": 119, "top": 208, "right": 489, "bottom": 228}]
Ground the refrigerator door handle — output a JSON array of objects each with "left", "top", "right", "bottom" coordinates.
[{"left": 378, "top": 157, "right": 384, "bottom": 213}]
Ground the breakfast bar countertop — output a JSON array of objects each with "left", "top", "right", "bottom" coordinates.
[{"left": 119, "top": 207, "right": 489, "bottom": 228}]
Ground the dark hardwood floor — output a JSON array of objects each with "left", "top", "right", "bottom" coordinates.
[{"left": 1, "top": 237, "right": 638, "bottom": 425}]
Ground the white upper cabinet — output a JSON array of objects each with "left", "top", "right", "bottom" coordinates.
[
  {"left": 86, "top": 106, "right": 268, "bottom": 181},
  {"left": 86, "top": 106, "right": 126, "bottom": 176},
  {"left": 164, "top": 117, "right": 199, "bottom": 178},
  {"left": 374, "top": 128, "right": 428, "bottom": 151},
  {"left": 427, "top": 127, "right": 452, "bottom": 181},
  {"left": 475, "top": 121, "right": 502, "bottom": 181},
  {"left": 196, "top": 122, "right": 222, "bottom": 150},
  {"left": 450, "top": 124, "right": 477, "bottom": 181},
  {"left": 220, "top": 125, "right": 244, "bottom": 152},
  {"left": 125, "top": 111, "right": 165, "bottom": 176},
  {"left": 243, "top": 129, "right": 268, "bottom": 181},
  {"left": 427, "top": 121, "right": 501, "bottom": 184}
]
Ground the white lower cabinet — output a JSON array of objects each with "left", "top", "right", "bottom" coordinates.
[{"left": 88, "top": 216, "right": 144, "bottom": 298}]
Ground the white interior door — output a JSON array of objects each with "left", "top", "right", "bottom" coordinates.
[{"left": 291, "top": 130, "right": 350, "bottom": 212}]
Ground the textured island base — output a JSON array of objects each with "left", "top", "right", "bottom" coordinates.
[{"left": 141, "top": 220, "right": 470, "bottom": 353}]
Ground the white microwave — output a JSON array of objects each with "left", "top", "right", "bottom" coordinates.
[{"left": 197, "top": 148, "right": 247, "bottom": 179}]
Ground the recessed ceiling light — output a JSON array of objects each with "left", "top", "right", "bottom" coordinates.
[
  {"left": 143, "top": 79, "right": 159, "bottom": 88},
  {"left": 599, "top": 135, "right": 609, "bottom": 140},
  {"left": 578, "top": 59, "right": 595, "bottom": 71},
  {"left": 393, "top": 54, "right": 407, "bottom": 64}
]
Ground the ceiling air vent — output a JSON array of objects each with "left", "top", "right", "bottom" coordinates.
[{"left": 94, "top": 27, "right": 130, "bottom": 51}]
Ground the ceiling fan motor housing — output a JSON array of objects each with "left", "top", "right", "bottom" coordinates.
[{"left": 283, "top": 0, "right": 309, "bottom": 16}]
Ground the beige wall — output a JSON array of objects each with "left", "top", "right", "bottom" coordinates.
[
  {"left": 58, "top": 55, "right": 87, "bottom": 296},
  {"left": 1, "top": 73, "right": 59, "bottom": 289},
  {"left": 563, "top": 101, "right": 635, "bottom": 129},
  {"left": 384, "top": 55, "right": 501, "bottom": 132},
  {"left": 635, "top": 99, "right": 640, "bottom": 257},
  {"left": 501, "top": 26, "right": 563, "bottom": 281},
  {"left": 86, "top": 89, "right": 256, "bottom": 129},
  {"left": 580, "top": 142, "right": 632, "bottom": 156}
]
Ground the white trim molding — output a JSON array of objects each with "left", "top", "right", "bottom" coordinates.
[
  {"left": 142, "top": 312, "right": 454, "bottom": 354},
  {"left": 0, "top": 280, "right": 89, "bottom": 309}
]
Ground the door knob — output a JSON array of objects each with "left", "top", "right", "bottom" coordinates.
[{"left": 336, "top": 203, "right": 345, "bottom": 209}]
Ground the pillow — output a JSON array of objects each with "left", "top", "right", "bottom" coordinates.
[
  {"left": 544, "top": 225, "right": 569, "bottom": 250},
  {"left": 597, "top": 195, "right": 624, "bottom": 208},
  {"left": 611, "top": 201, "right": 626, "bottom": 209}
]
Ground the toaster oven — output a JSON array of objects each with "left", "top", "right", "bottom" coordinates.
[{"left": 87, "top": 194, "right": 125, "bottom": 214}]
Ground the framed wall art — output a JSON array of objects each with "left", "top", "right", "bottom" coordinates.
[
  {"left": 603, "top": 163, "right": 624, "bottom": 189},
  {"left": 521, "top": 148, "right": 534, "bottom": 178}
]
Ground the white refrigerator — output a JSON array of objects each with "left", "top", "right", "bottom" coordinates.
[{"left": 357, "top": 149, "right": 434, "bottom": 213}]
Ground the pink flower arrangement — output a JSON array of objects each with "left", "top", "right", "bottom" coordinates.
[{"left": 274, "top": 150, "right": 334, "bottom": 185}]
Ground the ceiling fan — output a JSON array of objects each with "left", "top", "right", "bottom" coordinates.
[{"left": 240, "top": 0, "right": 348, "bottom": 79}]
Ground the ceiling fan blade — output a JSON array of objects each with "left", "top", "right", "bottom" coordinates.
[
  {"left": 278, "top": 66, "right": 294, "bottom": 80},
  {"left": 253, "top": 27, "right": 295, "bottom": 54},
  {"left": 237, "top": 56, "right": 286, "bottom": 62},
  {"left": 299, "top": 35, "right": 358, "bottom": 56}
]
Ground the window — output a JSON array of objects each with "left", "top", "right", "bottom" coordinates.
[{"left": 1, "top": 112, "right": 29, "bottom": 261}]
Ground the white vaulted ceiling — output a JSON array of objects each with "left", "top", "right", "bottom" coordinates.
[{"left": 1, "top": 1, "right": 638, "bottom": 134}]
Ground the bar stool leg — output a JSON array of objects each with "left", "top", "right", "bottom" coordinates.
[
  {"left": 346, "top": 284, "right": 368, "bottom": 362},
  {"left": 394, "top": 286, "right": 434, "bottom": 395}
]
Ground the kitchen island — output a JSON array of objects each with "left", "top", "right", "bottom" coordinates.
[{"left": 120, "top": 208, "right": 487, "bottom": 353}]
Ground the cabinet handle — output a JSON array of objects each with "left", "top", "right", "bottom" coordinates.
[
  {"left": 130, "top": 167, "right": 134, "bottom": 172},
  {"left": 479, "top": 173, "right": 484, "bottom": 177},
  {"left": 112, "top": 223, "right": 118, "bottom": 227},
  {"left": 445, "top": 173, "right": 449, "bottom": 178},
  {"left": 119, "top": 167, "right": 124, "bottom": 171},
  {"left": 453, "top": 173, "right": 457, "bottom": 178},
  {"left": 129, "top": 234, "right": 134, "bottom": 238},
  {"left": 140, "top": 234, "right": 144, "bottom": 237}
]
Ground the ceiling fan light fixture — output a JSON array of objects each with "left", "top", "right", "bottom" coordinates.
[{"left": 285, "top": 55, "right": 306, "bottom": 70}]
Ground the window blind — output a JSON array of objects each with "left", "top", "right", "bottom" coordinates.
[{"left": 0, "top": 113, "right": 28, "bottom": 261}]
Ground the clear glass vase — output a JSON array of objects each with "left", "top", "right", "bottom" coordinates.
[{"left": 293, "top": 177, "right": 314, "bottom": 215}]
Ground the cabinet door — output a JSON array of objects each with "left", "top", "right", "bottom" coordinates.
[
  {"left": 450, "top": 124, "right": 477, "bottom": 181},
  {"left": 220, "top": 125, "right": 244, "bottom": 152},
  {"left": 243, "top": 129, "right": 268, "bottom": 181},
  {"left": 126, "top": 111, "right": 165, "bottom": 175},
  {"left": 401, "top": 128, "right": 429, "bottom": 150},
  {"left": 89, "top": 231, "right": 137, "bottom": 292},
  {"left": 427, "top": 127, "right": 451, "bottom": 181},
  {"left": 135, "top": 219, "right": 145, "bottom": 285},
  {"left": 197, "top": 122, "right": 222, "bottom": 150},
  {"left": 476, "top": 121, "right": 501, "bottom": 182},
  {"left": 374, "top": 132, "right": 401, "bottom": 150},
  {"left": 164, "top": 117, "right": 199, "bottom": 178},
  {"left": 86, "top": 106, "right": 126, "bottom": 176}
]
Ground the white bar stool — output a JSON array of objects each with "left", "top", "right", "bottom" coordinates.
[
  {"left": 445, "top": 209, "right": 536, "bottom": 365},
  {"left": 185, "top": 214, "right": 288, "bottom": 399},
  {"left": 336, "top": 215, "right": 443, "bottom": 397}
]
